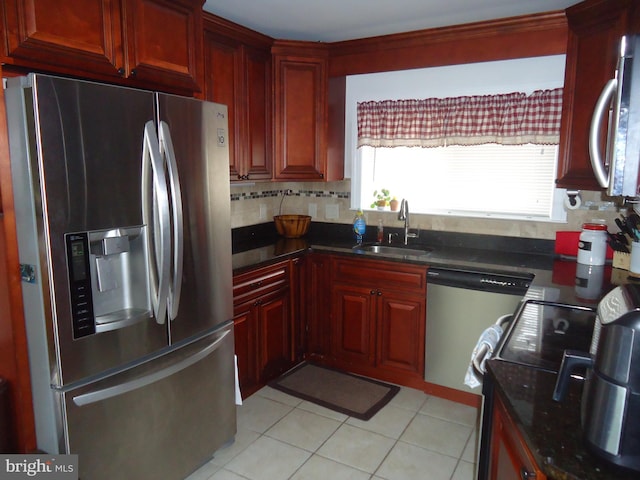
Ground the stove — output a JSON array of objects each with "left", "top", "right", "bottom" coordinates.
[{"left": 494, "top": 299, "right": 597, "bottom": 373}]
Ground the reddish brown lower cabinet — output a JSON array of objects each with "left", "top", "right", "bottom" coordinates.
[
  {"left": 331, "top": 284, "right": 377, "bottom": 367},
  {"left": 302, "top": 253, "right": 331, "bottom": 360},
  {"left": 232, "top": 259, "right": 295, "bottom": 398},
  {"left": 232, "top": 301, "right": 258, "bottom": 395},
  {"left": 328, "top": 257, "right": 426, "bottom": 385},
  {"left": 377, "top": 292, "right": 425, "bottom": 375},
  {"left": 258, "top": 288, "right": 291, "bottom": 382},
  {"left": 490, "top": 393, "right": 546, "bottom": 480}
]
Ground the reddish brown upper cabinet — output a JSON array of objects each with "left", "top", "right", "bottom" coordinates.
[
  {"left": 1, "top": 0, "right": 203, "bottom": 94},
  {"left": 556, "top": 0, "right": 640, "bottom": 190},
  {"left": 272, "top": 41, "right": 334, "bottom": 181},
  {"left": 203, "top": 14, "right": 273, "bottom": 182}
]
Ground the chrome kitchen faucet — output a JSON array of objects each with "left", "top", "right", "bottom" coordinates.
[{"left": 398, "top": 199, "right": 419, "bottom": 245}]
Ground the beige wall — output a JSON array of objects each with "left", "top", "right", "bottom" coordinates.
[{"left": 230, "top": 181, "right": 624, "bottom": 240}]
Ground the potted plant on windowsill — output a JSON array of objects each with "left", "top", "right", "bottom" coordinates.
[{"left": 371, "top": 189, "right": 391, "bottom": 210}]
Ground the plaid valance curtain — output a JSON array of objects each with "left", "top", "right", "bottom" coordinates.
[{"left": 357, "top": 88, "right": 563, "bottom": 148}]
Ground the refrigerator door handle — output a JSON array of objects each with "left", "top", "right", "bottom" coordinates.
[
  {"left": 589, "top": 78, "right": 617, "bottom": 189},
  {"left": 72, "top": 328, "right": 231, "bottom": 406},
  {"left": 159, "top": 121, "right": 184, "bottom": 322},
  {"left": 142, "top": 121, "right": 171, "bottom": 325}
]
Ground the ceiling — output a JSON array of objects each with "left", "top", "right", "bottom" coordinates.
[{"left": 202, "top": 0, "right": 581, "bottom": 43}]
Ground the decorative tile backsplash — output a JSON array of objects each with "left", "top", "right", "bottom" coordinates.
[
  {"left": 230, "top": 188, "right": 349, "bottom": 202},
  {"left": 229, "top": 181, "right": 352, "bottom": 229},
  {"left": 229, "top": 180, "right": 625, "bottom": 240}
]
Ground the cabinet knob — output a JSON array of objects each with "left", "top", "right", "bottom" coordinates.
[
  {"left": 117, "top": 67, "right": 125, "bottom": 76},
  {"left": 370, "top": 290, "right": 376, "bottom": 295},
  {"left": 377, "top": 290, "right": 382, "bottom": 296},
  {"left": 130, "top": 69, "right": 137, "bottom": 77},
  {"left": 520, "top": 467, "right": 536, "bottom": 479}
]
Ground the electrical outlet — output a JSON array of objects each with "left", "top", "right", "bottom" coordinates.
[
  {"left": 326, "top": 204, "right": 339, "bottom": 219},
  {"left": 308, "top": 203, "right": 317, "bottom": 218},
  {"left": 259, "top": 204, "right": 267, "bottom": 220}
]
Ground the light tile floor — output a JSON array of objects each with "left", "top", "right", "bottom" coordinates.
[{"left": 187, "top": 384, "right": 479, "bottom": 480}]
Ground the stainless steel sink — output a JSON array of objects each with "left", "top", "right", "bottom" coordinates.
[{"left": 352, "top": 244, "right": 431, "bottom": 257}]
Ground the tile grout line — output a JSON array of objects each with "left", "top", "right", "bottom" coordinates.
[
  {"left": 222, "top": 387, "right": 477, "bottom": 480},
  {"left": 284, "top": 399, "right": 356, "bottom": 479}
]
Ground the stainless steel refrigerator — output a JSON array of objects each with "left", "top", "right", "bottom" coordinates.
[{"left": 4, "top": 73, "right": 236, "bottom": 479}]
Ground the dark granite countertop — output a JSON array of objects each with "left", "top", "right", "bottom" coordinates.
[
  {"left": 231, "top": 221, "right": 558, "bottom": 274},
  {"left": 487, "top": 361, "right": 638, "bottom": 480},
  {"left": 231, "top": 222, "right": 623, "bottom": 307}
]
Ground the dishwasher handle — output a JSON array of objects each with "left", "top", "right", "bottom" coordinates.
[{"left": 471, "top": 314, "right": 511, "bottom": 377}]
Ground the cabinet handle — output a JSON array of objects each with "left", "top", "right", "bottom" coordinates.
[
  {"left": 520, "top": 467, "right": 536, "bottom": 479},
  {"left": 117, "top": 67, "right": 125, "bottom": 76},
  {"left": 130, "top": 69, "right": 137, "bottom": 77},
  {"left": 254, "top": 299, "right": 262, "bottom": 306},
  {"left": 370, "top": 290, "right": 376, "bottom": 295},
  {"left": 377, "top": 290, "right": 382, "bottom": 296}
]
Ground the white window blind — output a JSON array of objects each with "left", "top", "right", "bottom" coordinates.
[{"left": 356, "top": 143, "right": 563, "bottom": 220}]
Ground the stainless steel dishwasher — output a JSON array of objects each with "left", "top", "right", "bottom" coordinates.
[{"left": 425, "top": 267, "right": 531, "bottom": 394}]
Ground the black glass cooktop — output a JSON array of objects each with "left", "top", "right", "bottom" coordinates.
[{"left": 495, "top": 300, "right": 597, "bottom": 373}]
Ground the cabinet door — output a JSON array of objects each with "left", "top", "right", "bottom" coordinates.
[
  {"left": 1, "top": 0, "right": 124, "bottom": 77},
  {"left": 243, "top": 46, "right": 272, "bottom": 180},
  {"left": 123, "top": 0, "right": 202, "bottom": 92},
  {"left": 203, "top": 36, "right": 272, "bottom": 182},
  {"left": 305, "top": 254, "right": 331, "bottom": 358},
  {"left": 233, "top": 302, "right": 259, "bottom": 398},
  {"left": 258, "top": 288, "right": 293, "bottom": 382},
  {"left": 330, "top": 284, "right": 376, "bottom": 367},
  {"left": 556, "top": 0, "right": 636, "bottom": 189},
  {"left": 203, "top": 34, "right": 242, "bottom": 179},
  {"left": 489, "top": 395, "right": 546, "bottom": 480},
  {"left": 377, "top": 292, "right": 425, "bottom": 375},
  {"left": 273, "top": 52, "right": 327, "bottom": 180}
]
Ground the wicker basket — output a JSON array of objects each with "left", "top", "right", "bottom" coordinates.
[{"left": 274, "top": 215, "right": 311, "bottom": 238}]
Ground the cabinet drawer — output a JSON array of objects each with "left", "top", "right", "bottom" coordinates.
[
  {"left": 233, "top": 261, "right": 290, "bottom": 305},
  {"left": 332, "top": 258, "right": 426, "bottom": 293}
]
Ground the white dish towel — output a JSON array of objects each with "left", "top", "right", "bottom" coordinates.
[
  {"left": 234, "top": 354, "right": 243, "bottom": 405},
  {"left": 464, "top": 324, "right": 504, "bottom": 389}
]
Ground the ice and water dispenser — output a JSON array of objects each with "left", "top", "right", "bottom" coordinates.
[{"left": 65, "top": 226, "right": 151, "bottom": 338}]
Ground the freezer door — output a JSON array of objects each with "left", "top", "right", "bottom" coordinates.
[
  {"left": 61, "top": 324, "right": 236, "bottom": 480},
  {"left": 156, "top": 94, "right": 233, "bottom": 344},
  {"left": 6, "top": 74, "right": 169, "bottom": 385}
]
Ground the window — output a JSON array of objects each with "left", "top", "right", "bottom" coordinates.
[
  {"left": 354, "top": 143, "right": 565, "bottom": 221},
  {"left": 345, "top": 55, "right": 567, "bottom": 222}
]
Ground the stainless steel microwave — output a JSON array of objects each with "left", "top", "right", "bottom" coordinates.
[{"left": 590, "top": 34, "right": 640, "bottom": 197}]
